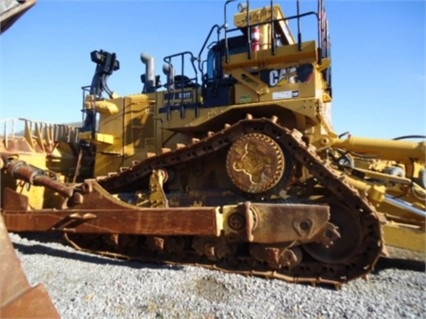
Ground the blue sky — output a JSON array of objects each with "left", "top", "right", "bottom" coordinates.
[{"left": 1, "top": 0, "right": 425, "bottom": 139}]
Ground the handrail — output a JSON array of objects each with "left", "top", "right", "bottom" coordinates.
[
  {"left": 221, "top": 0, "right": 320, "bottom": 63},
  {"left": 197, "top": 24, "right": 223, "bottom": 74},
  {"left": 163, "top": 51, "right": 200, "bottom": 119}
]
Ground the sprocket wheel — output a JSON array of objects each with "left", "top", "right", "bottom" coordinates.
[{"left": 226, "top": 133, "right": 288, "bottom": 195}]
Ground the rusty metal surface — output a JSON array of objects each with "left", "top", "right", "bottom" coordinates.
[
  {"left": 226, "top": 133, "right": 286, "bottom": 193},
  {"left": 2, "top": 180, "right": 335, "bottom": 245},
  {"left": 2, "top": 181, "right": 222, "bottom": 237},
  {"left": 0, "top": 215, "right": 59, "bottom": 318},
  {"left": 247, "top": 202, "right": 333, "bottom": 244},
  {"left": 4, "top": 159, "right": 74, "bottom": 198}
]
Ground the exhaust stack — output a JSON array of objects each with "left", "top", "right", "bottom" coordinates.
[{"left": 140, "top": 53, "right": 156, "bottom": 93}]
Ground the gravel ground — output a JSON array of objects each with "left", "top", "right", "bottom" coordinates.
[{"left": 8, "top": 232, "right": 426, "bottom": 319}]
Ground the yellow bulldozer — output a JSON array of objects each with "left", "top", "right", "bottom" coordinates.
[{"left": 1, "top": 0, "right": 424, "bottom": 296}]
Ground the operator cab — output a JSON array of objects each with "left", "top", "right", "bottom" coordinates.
[
  {"left": 141, "top": 0, "right": 331, "bottom": 116},
  {"left": 199, "top": 0, "right": 330, "bottom": 108},
  {"left": 202, "top": 36, "right": 247, "bottom": 107}
]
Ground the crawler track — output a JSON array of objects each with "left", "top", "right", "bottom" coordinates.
[{"left": 67, "top": 117, "right": 383, "bottom": 285}]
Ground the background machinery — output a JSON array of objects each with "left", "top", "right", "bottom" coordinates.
[{"left": 1, "top": 0, "right": 425, "bottom": 287}]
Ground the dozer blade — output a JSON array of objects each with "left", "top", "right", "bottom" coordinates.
[{"left": 0, "top": 215, "right": 59, "bottom": 319}]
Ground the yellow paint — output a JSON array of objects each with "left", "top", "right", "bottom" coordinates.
[{"left": 383, "top": 222, "right": 425, "bottom": 252}]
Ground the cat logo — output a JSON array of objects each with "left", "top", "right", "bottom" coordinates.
[{"left": 268, "top": 68, "right": 296, "bottom": 86}]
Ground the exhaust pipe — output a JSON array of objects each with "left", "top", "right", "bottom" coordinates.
[{"left": 140, "top": 52, "right": 156, "bottom": 93}]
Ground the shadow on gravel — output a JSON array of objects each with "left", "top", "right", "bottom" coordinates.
[
  {"left": 12, "top": 238, "right": 184, "bottom": 272},
  {"left": 374, "top": 256, "right": 426, "bottom": 273},
  {"left": 14, "top": 233, "right": 425, "bottom": 276},
  {"left": 18, "top": 232, "right": 67, "bottom": 244}
]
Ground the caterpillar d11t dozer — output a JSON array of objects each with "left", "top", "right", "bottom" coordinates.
[{"left": 1, "top": 0, "right": 425, "bottom": 287}]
